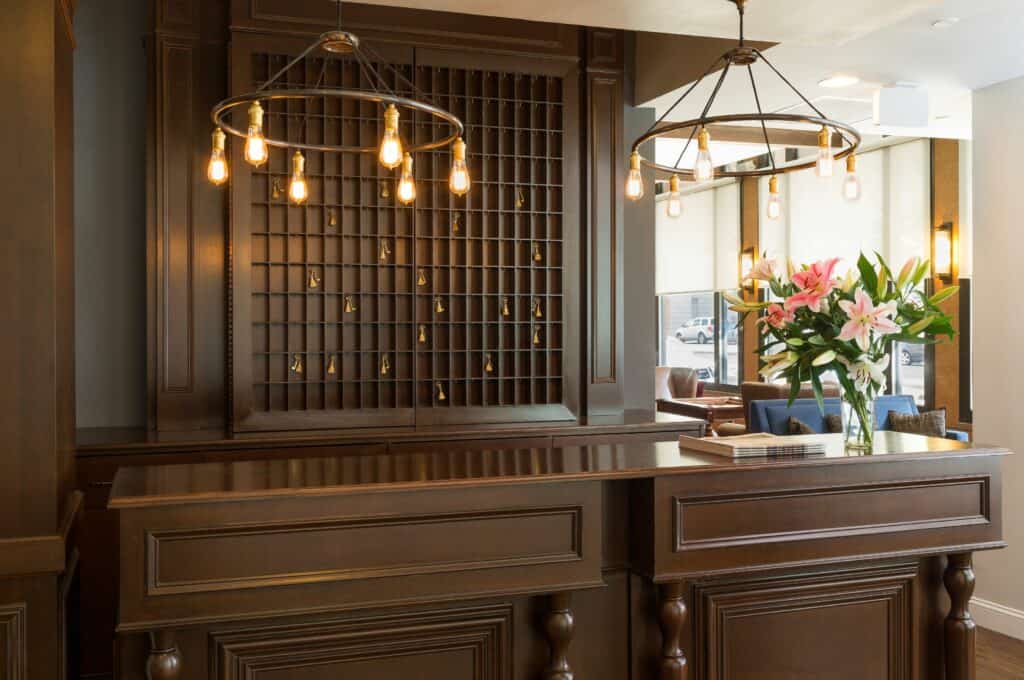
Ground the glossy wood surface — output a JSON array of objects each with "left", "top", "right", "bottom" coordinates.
[{"left": 108, "top": 433, "right": 1002, "bottom": 506}]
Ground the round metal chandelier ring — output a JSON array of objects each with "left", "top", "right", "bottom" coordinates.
[
  {"left": 211, "top": 88, "right": 465, "bottom": 154},
  {"left": 632, "top": 113, "right": 862, "bottom": 180}
]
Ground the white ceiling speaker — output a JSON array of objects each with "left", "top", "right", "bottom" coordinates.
[{"left": 872, "top": 85, "right": 930, "bottom": 128}]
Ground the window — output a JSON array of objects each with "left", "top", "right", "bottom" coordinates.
[{"left": 658, "top": 291, "right": 742, "bottom": 387}]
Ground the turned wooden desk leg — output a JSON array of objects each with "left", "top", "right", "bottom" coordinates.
[
  {"left": 944, "top": 553, "right": 976, "bottom": 680},
  {"left": 659, "top": 582, "right": 687, "bottom": 680},
  {"left": 146, "top": 631, "right": 182, "bottom": 680},
  {"left": 543, "top": 592, "right": 574, "bottom": 680}
]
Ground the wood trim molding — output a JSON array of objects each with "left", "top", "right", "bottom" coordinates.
[
  {"left": 144, "top": 506, "right": 584, "bottom": 595},
  {"left": 0, "top": 491, "right": 82, "bottom": 578},
  {"left": 0, "top": 602, "right": 27, "bottom": 680},
  {"left": 211, "top": 603, "right": 512, "bottom": 680},
  {"left": 739, "top": 177, "right": 760, "bottom": 383},
  {"left": 58, "top": 0, "right": 76, "bottom": 47},
  {"left": 930, "top": 139, "right": 961, "bottom": 421}
]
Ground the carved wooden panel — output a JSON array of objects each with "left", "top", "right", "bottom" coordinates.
[
  {"left": 117, "top": 479, "right": 602, "bottom": 629},
  {"left": 231, "top": 33, "right": 571, "bottom": 431},
  {"left": 692, "top": 563, "right": 915, "bottom": 680},
  {"left": 211, "top": 604, "right": 512, "bottom": 680},
  {"left": 146, "top": 506, "right": 582, "bottom": 595},
  {"left": 0, "top": 602, "right": 27, "bottom": 680}
]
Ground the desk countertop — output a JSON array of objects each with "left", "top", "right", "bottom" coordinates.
[{"left": 108, "top": 432, "right": 1007, "bottom": 508}]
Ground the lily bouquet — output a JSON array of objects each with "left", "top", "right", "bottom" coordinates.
[{"left": 726, "top": 253, "right": 958, "bottom": 449}]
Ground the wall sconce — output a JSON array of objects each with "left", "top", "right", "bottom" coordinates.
[
  {"left": 740, "top": 247, "right": 756, "bottom": 292},
  {"left": 933, "top": 222, "right": 953, "bottom": 283}
]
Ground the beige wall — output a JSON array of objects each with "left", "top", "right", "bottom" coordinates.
[{"left": 972, "top": 75, "right": 1024, "bottom": 624}]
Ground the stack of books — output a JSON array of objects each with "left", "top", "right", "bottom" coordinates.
[{"left": 679, "top": 433, "right": 827, "bottom": 458}]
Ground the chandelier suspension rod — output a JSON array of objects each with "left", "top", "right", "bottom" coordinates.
[
  {"left": 747, "top": 63, "right": 777, "bottom": 174},
  {"left": 259, "top": 41, "right": 323, "bottom": 92},
  {"left": 752, "top": 47, "right": 854, "bottom": 149},
  {"left": 672, "top": 60, "right": 732, "bottom": 170},
  {"left": 639, "top": 55, "right": 726, "bottom": 139}
]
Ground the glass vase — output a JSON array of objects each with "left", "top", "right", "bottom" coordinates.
[{"left": 841, "top": 388, "right": 875, "bottom": 451}]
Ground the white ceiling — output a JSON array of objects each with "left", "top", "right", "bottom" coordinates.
[{"left": 360, "top": 0, "right": 1024, "bottom": 143}]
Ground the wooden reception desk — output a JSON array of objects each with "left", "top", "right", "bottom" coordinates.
[{"left": 108, "top": 432, "right": 1006, "bottom": 680}]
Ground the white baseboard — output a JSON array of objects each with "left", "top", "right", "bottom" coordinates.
[{"left": 972, "top": 597, "right": 1024, "bottom": 640}]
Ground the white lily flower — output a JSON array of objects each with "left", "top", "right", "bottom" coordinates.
[{"left": 838, "top": 354, "right": 890, "bottom": 391}]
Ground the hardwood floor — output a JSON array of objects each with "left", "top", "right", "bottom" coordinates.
[{"left": 979, "top": 627, "right": 1024, "bottom": 679}]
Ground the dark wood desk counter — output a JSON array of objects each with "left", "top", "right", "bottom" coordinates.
[{"left": 108, "top": 433, "right": 1007, "bottom": 680}]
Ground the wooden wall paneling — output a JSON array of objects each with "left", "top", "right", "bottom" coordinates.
[
  {"left": 583, "top": 29, "right": 626, "bottom": 416},
  {"left": 0, "top": 0, "right": 79, "bottom": 676},
  {"left": 739, "top": 176, "right": 760, "bottom": 383},
  {"left": 148, "top": 0, "right": 229, "bottom": 432},
  {"left": 930, "top": 139, "right": 962, "bottom": 423},
  {"left": 228, "top": 0, "right": 579, "bottom": 61}
]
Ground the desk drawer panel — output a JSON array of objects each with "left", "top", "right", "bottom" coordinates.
[
  {"left": 676, "top": 477, "right": 988, "bottom": 549},
  {"left": 149, "top": 506, "right": 582, "bottom": 595},
  {"left": 644, "top": 456, "right": 1003, "bottom": 578}
]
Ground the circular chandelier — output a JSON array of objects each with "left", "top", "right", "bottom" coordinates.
[
  {"left": 205, "top": 1, "right": 470, "bottom": 204},
  {"left": 626, "top": 0, "right": 863, "bottom": 219}
]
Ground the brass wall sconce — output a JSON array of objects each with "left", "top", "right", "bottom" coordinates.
[
  {"left": 532, "top": 327, "right": 541, "bottom": 346},
  {"left": 501, "top": 297, "right": 511, "bottom": 317},
  {"left": 435, "top": 297, "right": 446, "bottom": 314},
  {"left": 380, "top": 181, "right": 390, "bottom": 199},
  {"left": 344, "top": 295, "right": 357, "bottom": 313},
  {"left": 436, "top": 382, "right": 447, "bottom": 401},
  {"left": 380, "top": 354, "right": 390, "bottom": 376},
  {"left": 328, "top": 208, "right": 338, "bottom": 228},
  {"left": 933, "top": 222, "right": 954, "bottom": 283},
  {"left": 485, "top": 353, "right": 494, "bottom": 373},
  {"left": 417, "top": 268, "right": 428, "bottom": 286},
  {"left": 533, "top": 243, "right": 543, "bottom": 262},
  {"left": 307, "top": 270, "right": 321, "bottom": 289},
  {"left": 289, "top": 354, "right": 304, "bottom": 374},
  {"left": 740, "top": 247, "right": 756, "bottom": 292},
  {"left": 534, "top": 298, "right": 543, "bottom": 319},
  {"left": 452, "top": 214, "right": 460, "bottom": 233},
  {"left": 272, "top": 178, "right": 284, "bottom": 200},
  {"left": 515, "top": 189, "right": 526, "bottom": 209},
  {"left": 418, "top": 325, "right": 427, "bottom": 344},
  {"left": 326, "top": 355, "right": 336, "bottom": 376},
  {"left": 379, "top": 240, "right": 392, "bottom": 262}
]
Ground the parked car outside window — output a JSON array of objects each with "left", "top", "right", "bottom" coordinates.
[{"left": 675, "top": 317, "right": 715, "bottom": 344}]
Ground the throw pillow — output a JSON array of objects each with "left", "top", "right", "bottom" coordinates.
[
  {"left": 887, "top": 409, "right": 947, "bottom": 438},
  {"left": 787, "top": 416, "right": 817, "bottom": 435},
  {"left": 824, "top": 413, "right": 844, "bottom": 434}
]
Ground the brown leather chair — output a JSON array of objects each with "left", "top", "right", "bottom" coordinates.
[
  {"left": 717, "top": 380, "right": 840, "bottom": 436},
  {"left": 655, "top": 366, "right": 702, "bottom": 401}
]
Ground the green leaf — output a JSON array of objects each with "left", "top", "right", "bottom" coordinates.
[
  {"left": 808, "top": 334, "right": 827, "bottom": 346},
  {"left": 906, "top": 315, "right": 936, "bottom": 335},
  {"left": 911, "top": 259, "right": 931, "bottom": 288},
  {"left": 928, "top": 285, "right": 960, "bottom": 306},
  {"left": 812, "top": 350, "right": 836, "bottom": 366},
  {"left": 786, "top": 338, "right": 805, "bottom": 347},
  {"left": 857, "top": 254, "right": 878, "bottom": 296},
  {"left": 876, "top": 266, "right": 888, "bottom": 298},
  {"left": 810, "top": 370, "right": 826, "bottom": 415},
  {"left": 787, "top": 376, "right": 801, "bottom": 407}
]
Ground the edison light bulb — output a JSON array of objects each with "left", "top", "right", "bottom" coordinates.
[
  {"left": 244, "top": 101, "right": 268, "bottom": 167},
  {"left": 625, "top": 150, "right": 644, "bottom": 200},
  {"left": 378, "top": 104, "right": 403, "bottom": 169},
  {"left": 843, "top": 154, "right": 861, "bottom": 201},
  {"left": 207, "top": 127, "right": 228, "bottom": 185},
  {"left": 666, "top": 174, "right": 682, "bottom": 218},
  {"left": 397, "top": 153, "right": 416, "bottom": 205},
  {"left": 766, "top": 175, "right": 782, "bottom": 220},
  {"left": 288, "top": 150, "right": 308, "bottom": 204},
  {"left": 816, "top": 126, "right": 833, "bottom": 178},
  {"left": 449, "top": 137, "right": 471, "bottom": 196},
  {"left": 694, "top": 127, "right": 714, "bottom": 183}
]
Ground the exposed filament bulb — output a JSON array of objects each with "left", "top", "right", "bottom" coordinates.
[
  {"left": 396, "top": 153, "right": 416, "bottom": 205},
  {"left": 816, "top": 126, "right": 834, "bottom": 178},
  {"left": 694, "top": 127, "right": 714, "bottom": 183},
  {"left": 843, "top": 154, "right": 861, "bottom": 201},
  {"left": 766, "top": 175, "right": 782, "bottom": 220},
  {"left": 666, "top": 174, "right": 683, "bottom": 218},
  {"left": 378, "top": 104, "right": 403, "bottom": 169},
  {"left": 243, "top": 101, "right": 268, "bottom": 167},
  {"left": 449, "top": 137, "right": 471, "bottom": 196},
  {"left": 625, "top": 150, "right": 644, "bottom": 200},
  {"left": 207, "top": 128, "right": 228, "bottom": 185},
  {"left": 288, "top": 151, "right": 308, "bottom": 204}
]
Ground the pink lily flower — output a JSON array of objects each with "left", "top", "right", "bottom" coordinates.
[
  {"left": 785, "top": 258, "right": 840, "bottom": 313},
  {"left": 837, "top": 289, "right": 900, "bottom": 350},
  {"left": 757, "top": 303, "right": 795, "bottom": 334}
]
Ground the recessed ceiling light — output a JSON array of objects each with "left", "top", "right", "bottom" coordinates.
[
  {"left": 931, "top": 17, "right": 960, "bottom": 29},
  {"left": 818, "top": 75, "right": 860, "bottom": 89}
]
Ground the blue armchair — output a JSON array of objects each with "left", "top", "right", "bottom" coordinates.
[{"left": 749, "top": 395, "right": 968, "bottom": 441}]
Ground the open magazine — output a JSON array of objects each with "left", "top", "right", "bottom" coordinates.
[{"left": 678, "top": 432, "right": 827, "bottom": 458}]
